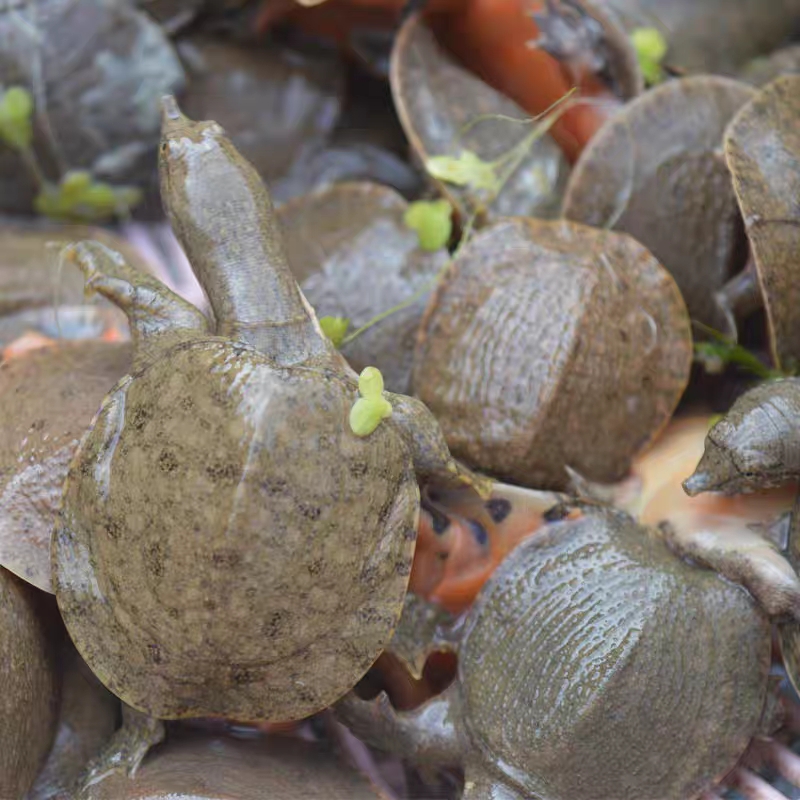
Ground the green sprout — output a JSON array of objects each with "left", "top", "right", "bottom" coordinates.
[
  {"left": 403, "top": 199, "right": 453, "bottom": 252},
  {"left": 319, "top": 316, "right": 350, "bottom": 348},
  {"left": 426, "top": 151, "right": 501, "bottom": 195},
  {"left": 0, "top": 84, "right": 142, "bottom": 222},
  {"left": 34, "top": 170, "right": 142, "bottom": 223},
  {"left": 423, "top": 89, "right": 577, "bottom": 216},
  {"left": 0, "top": 86, "right": 33, "bottom": 150},
  {"left": 693, "top": 323, "right": 786, "bottom": 380},
  {"left": 349, "top": 367, "right": 393, "bottom": 437},
  {"left": 630, "top": 27, "right": 668, "bottom": 86}
]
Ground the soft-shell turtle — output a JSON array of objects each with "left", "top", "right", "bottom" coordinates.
[
  {"left": 52, "top": 97, "right": 485, "bottom": 738},
  {"left": 562, "top": 75, "right": 755, "bottom": 334},
  {"left": 684, "top": 379, "right": 800, "bottom": 702},
  {"left": 411, "top": 216, "right": 692, "bottom": 489},
  {"left": 337, "top": 504, "right": 800, "bottom": 799}
]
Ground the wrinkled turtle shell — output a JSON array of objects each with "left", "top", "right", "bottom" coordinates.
[
  {"left": 458, "top": 507, "right": 770, "bottom": 800},
  {"left": 0, "top": 567, "right": 59, "bottom": 799},
  {"left": 562, "top": 75, "right": 755, "bottom": 333},
  {"left": 54, "top": 339, "right": 419, "bottom": 721},
  {"left": 0, "top": 341, "right": 132, "bottom": 592},
  {"left": 411, "top": 217, "right": 692, "bottom": 489}
]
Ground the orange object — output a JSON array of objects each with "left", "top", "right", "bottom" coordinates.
[
  {"left": 410, "top": 484, "right": 558, "bottom": 614},
  {"left": 1, "top": 332, "right": 57, "bottom": 362},
  {"left": 428, "top": 0, "right": 620, "bottom": 162}
]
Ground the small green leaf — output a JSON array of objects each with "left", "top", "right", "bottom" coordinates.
[
  {"left": 693, "top": 339, "right": 783, "bottom": 381},
  {"left": 630, "top": 27, "right": 668, "bottom": 85},
  {"left": 425, "top": 151, "right": 499, "bottom": 194},
  {"left": 0, "top": 86, "right": 34, "bottom": 149},
  {"left": 358, "top": 366, "right": 385, "bottom": 398},
  {"left": 404, "top": 199, "right": 453, "bottom": 252},
  {"left": 350, "top": 367, "right": 392, "bottom": 437},
  {"left": 319, "top": 316, "right": 350, "bottom": 348},
  {"left": 34, "top": 172, "right": 142, "bottom": 223},
  {"left": 349, "top": 396, "right": 393, "bottom": 437}
]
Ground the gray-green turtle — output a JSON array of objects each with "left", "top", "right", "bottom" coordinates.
[{"left": 337, "top": 503, "right": 800, "bottom": 799}]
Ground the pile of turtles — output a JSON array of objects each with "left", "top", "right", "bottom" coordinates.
[{"left": 4, "top": 1, "right": 800, "bottom": 798}]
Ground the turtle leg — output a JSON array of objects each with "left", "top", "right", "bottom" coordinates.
[
  {"left": 61, "top": 241, "right": 210, "bottom": 371},
  {"left": 334, "top": 685, "right": 463, "bottom": 766},
  {"left": 387, "top": 393, "right": 493, "bottom": 499},
  {"left": 74, "top": 704, "right": 165, "bottom": 796},
  {"left": 714, "top": 259, "right": 762, "bottom": 340},
  {"left": 658, "top": 517, "right": 800, "bottom": 620}
]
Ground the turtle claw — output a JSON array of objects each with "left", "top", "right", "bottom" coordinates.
[{"left": 75, "top": 706, "right": 164, "bottom": 796}]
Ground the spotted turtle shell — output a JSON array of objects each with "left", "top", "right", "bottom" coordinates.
[
  {"left": 458, "top": 509, "right": 770, "bottom": 800},
  {"left": 53, "top": 339, "right": 419, "bottom": 720}
]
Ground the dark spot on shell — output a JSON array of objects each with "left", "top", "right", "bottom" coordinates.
[
  {"left": 262, "top": 611, "right": 285, "bottom": 638},
  {"left": 145, "top": 541, "right": 165, "bottom": 578},
  {"left": 148, "top": 643, "right": 162, "bottom": 664},
  {"left": 232, "top": 665, "right": 258, "bottom": 685},
  {"left": 349, "top": 461, "right": 368, "bottom": 478},
  {"left": 307, "top": 558, "right": 323, "bottom": 576},
  {"left": 211, "top": 549, "right": 241, "bottom": 569},
  {"left": 298, "top": 503, "right": 321, "bottom": 521},
  {"left": 486, "top": 497, "right": 512, "bottom": 524},
  {"left": 130, "top": 405, "right": 152, "bottom": 432},
  {"left": 158, "top": 450, "right": 179, "bottom": 473},
  {"left": 403, "top": 526, "right": 417, "bottom": 541},
  {"left": 206, "top": 462, "right": 240, "bottom": 482},
  {"left": 394, "top": 558, "right": 412, "bottom": 576},
  {"left": 105, "top": 517, "right": 122, "bottom": 540}
]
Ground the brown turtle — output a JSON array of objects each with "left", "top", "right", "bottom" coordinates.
[
  {"left": 51, "top": 96, "right": 487, "bottom": 777},
  {"left": 562, "top": 75, "right": 755, "bottom": 334},
  {"left": 411, "top": 216, "right": 692, "bottom": 490},
  {"left": 337, "top": 503, "right": 800, "bottom": 799}
]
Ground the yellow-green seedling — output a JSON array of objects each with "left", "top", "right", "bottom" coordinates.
[
  {"left": 350, "top": 366, "right": 393, "bottom": 437},
  {"left": 426, "top": 150, "right": 501, "bottom": 195},
  {"left": 630, "top": 27, "right": 668, "bottom": 86},
  {"left": 0, "top": 86, "right": 34, "bottom": 150},
  {"left": 404, "top": 199, "right": 453, "bottom": 252},
  {"left": 319, "top": 316, "right": 350, "bottom": 348},
  {"left": 34, "top": 170, "right": 142, "bottom": 223},
  {"left": 693, "top": 328, "right": 786, "bottom": 381}
]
